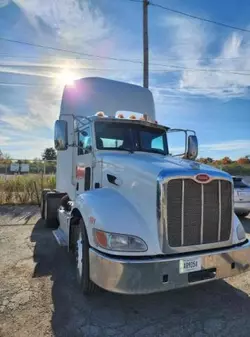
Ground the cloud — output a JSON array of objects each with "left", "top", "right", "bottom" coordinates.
[
  {"left": 0, "top": 0, "right": 147, "bottom": 137},
  {"left": 0, "top": 125, "right": 54, "bottom": 159},
  {"left": 13, "top": 0, "right": 112, "bottom": 51},
  {"left": 1, "top": 1, "right": 250, "bottom": 161},
  {"left": 169, "top": 140, "right": 250, "bottom": 159},
  {"left": 201, "top": 139, "right": 250, "bottom": 152},
  {"left": 0, "top": 65, "right": 55, "bottom": 79},
  {"left": 0, "top": 96, "right": 59, "bottom": 131},
  {"left": 197, "top": 139, "right": 250, "bottom": 159},
  {"left": 156, "top": 16, "right": 250, "bottom": 99},
  {"left": 0, "top": 135, "right": 11, "bottom": 145}
]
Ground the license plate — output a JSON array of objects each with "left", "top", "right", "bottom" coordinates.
[{"left": 179, "top": 257, "right": 201, "bottom": 274}]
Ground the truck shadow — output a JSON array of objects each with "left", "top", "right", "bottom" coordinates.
[
  {"left": 31, "top": 219, "right": 250, "bottom": 337},
  {"left": 0, "top": 205, "right": 39, "bottom": 222}
]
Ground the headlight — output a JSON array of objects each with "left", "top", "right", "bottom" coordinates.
[
  {"left": 93, "top": 229, "right": 148, "bottom": 252},
  {"left": 236, "top": 223, "right": 246, "bottom": 241}
]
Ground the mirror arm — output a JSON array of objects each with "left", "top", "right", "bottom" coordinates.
[{"left": 68, "top": 143, "right": 92, "bottom": 155}]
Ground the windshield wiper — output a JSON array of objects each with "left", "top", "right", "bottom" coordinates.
[
  {"left": 119, "top": 147, "right": 134, "bottom": 154},
  {"left": 137, "top": 149, "right": 166, "bottom": 155}
]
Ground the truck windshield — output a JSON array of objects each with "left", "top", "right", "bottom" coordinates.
[{"left": 95, "top": 120, "right": 168, "bottom": 155}]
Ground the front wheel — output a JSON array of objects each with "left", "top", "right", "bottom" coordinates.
[{"left": 72, "top": 219, "right": 98, "bottom": 294}]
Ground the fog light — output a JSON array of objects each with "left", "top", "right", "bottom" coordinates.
[{"left": 236, "top": 223, "right": 246, "bottom": 241}]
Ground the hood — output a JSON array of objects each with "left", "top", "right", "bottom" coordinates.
[{"left": 98, "top": 151, "right": 230, "bottom": 179}]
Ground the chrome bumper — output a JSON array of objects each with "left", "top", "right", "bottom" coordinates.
[
  {"left": 89, "top": 241, "right": 250, "bottom": 294},
  {"left": 234, "top": 201, "right": 250, "bottom": 214}
]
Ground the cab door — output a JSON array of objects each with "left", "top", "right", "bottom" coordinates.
[{"left": 75, "top": 126, "right": 93, "bottom": 195}]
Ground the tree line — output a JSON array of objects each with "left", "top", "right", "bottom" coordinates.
[
  {"left": 0, "top": 147, "right": 57, "bottom": 163},
  {"left": 0, "top": 148, "right": 249, "bottom": 165},
  {"left": 198, "top": 156, "right": 250, "bottom": 165}
]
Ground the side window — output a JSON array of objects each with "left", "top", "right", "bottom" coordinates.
[
  {"left": 152, "top": 135, "right": 164, "bottom": 151},
  {"left": 78, "top": 128, "right": 92, "bottom": 155},
  {"left": 140, "top": 131, "right": 165, "bottom": 152}
]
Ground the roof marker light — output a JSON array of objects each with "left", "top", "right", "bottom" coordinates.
[
  {"left": 117, "top": 113, "right": 124, "bottom": 118},
  {"left": 95, "top": 111, "right": 106, "bottom": 117},
  {"left": 129, "top": 114, "right": 137, "bottom": 120}
]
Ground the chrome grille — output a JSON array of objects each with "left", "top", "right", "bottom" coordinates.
[{"left": 165, "top": 178, "right": 232, "bottom": 247}]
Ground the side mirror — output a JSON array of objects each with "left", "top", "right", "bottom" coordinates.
[
  {"left": 187, "top": 135, "right": 198, "bottom": 160},
  {"left": 54, "top": 120, "right": 68, "bottom": 151}
]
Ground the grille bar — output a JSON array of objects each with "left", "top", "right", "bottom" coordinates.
[
  {"left": 181, "top": 180, "right": 185, "bottom": 246},
  {"left": 166, "top": 178, "right": 232, "bottom": 248},
  {"left": 218, "top": 180, "right": 222, "bottom": 241},
  {"left": 200, "top": 184, "right": 204, "bottom": 244}
]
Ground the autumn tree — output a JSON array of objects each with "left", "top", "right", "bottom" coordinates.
[
  {"left": 221, "top": 156, "right": 232, "bottom": 165},
  {"left": 198, "top": 157, "right": 213, "bottom": 164},
  {"left": 0, "top": 149, "right": 11, "bottom": 164},
  {"left": 237, "top": 157, "right": 250, "bottom": 165}
]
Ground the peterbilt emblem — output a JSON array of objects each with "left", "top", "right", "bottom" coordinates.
[{"left": 194, "top": 174, "right": 210, "bottom": 183}]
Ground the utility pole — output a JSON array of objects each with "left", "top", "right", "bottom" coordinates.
[{"left": 143, "top": 0, "right": 149, "bottom": 88}]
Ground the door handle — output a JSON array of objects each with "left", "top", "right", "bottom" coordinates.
[
  {"left": 107, "top": 174, "right": 123, "bottom": 186},
  {"left": 76, "top": 182, "right": 79, "bottom": 191}
]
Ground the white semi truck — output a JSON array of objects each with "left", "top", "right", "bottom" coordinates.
[{"left": 41, "top": 77, "right": 250, "bottom": 295}]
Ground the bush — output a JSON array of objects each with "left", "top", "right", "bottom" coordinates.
[
  {"left": 0, "top": 174, "right": 56, "bottom": 205},
  {"left": 213, "top": 163, "right": 250, "bottom": 176}
]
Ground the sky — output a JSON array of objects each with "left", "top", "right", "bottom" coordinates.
[{"left": 0, "top": 0, "right": 249, "bottom": 160}]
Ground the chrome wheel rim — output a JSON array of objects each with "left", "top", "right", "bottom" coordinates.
[{"left": 76, "top": 231, "right": 83, "bottom": 279}]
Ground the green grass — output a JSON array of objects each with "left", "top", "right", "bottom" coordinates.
[{"left": 0, "top": 174, "right": 56, "bottom": 205}]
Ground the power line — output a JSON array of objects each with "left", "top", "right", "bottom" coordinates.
[
  {"left": 116, "top": 0, "right": 143, "bottom": 2},
  {"left": 0, "top": 81, "right": 248, "bottom": 92},
  {"left": 0, "top": 36, "right": 250, "bottom": 75},
  {"left": 153, "top": 65, "right": 250, "bottom": 76},
  {"left": 0, "top": 37, "right": 143, "bottom": 65},
  {"left": 0, "top": 53, "right": 249, "bottom": 62},
  {"left": 120, "top": 0, "right": 250, "bottom": 33},
  {"left": 149, "top": 1, "right": 250, "bottom": 33}
]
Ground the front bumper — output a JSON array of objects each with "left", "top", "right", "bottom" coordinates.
[
  {"left": 234, "top": 201, "right": 250, "bottom": 214},
  {"left": 89, "top": 240, "right": 250, "bottom": 294}
]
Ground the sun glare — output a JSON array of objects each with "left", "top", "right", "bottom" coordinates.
[{"left": 55, "top": 69, "right": 77, "bottom": 86}]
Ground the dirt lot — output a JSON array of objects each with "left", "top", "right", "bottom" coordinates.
[{"left": 0, "top": 206, "right": 250, "bottom": 337}]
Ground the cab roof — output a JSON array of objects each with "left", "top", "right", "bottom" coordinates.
[
  {"left": 76, "top": 115, "right": 169, "bottom": 131},
  {"left": 60, "top": 77, "right": 156, "bottom": 121}
]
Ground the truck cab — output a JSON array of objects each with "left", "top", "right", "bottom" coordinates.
[{"left": 41, "top": 77, "right": 250, "bottom": 295}]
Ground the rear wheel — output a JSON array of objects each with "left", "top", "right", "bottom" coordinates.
[
  {"left": 44, "top": 192, "right": 65, "bottom": 228},
  {"left": 71, "top": 218, "right": 98, "bottom": 294},
  {"left": 40, "top": 189, "right": 51, "bottom": 219}
]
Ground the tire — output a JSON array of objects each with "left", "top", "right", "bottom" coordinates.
[
  {"left": 40, "top": 189, "right": 51, "bottom": 219},
  {"left": 71, "top": 218, "right": 98, "bottom": 294},
  {"left": 44, "top": 191, "right": 58, "bottom": 228}
]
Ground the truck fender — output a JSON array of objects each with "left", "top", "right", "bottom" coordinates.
[
  {"left": 72, "top": 187, "right": 157, "bottom": 255},
  {"left": 232, "top": 212, "right": 246, "bottom": 244}
]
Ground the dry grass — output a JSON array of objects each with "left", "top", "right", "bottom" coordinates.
[{"left": 0, "top": 174, "right": 56, "bottom": 205}]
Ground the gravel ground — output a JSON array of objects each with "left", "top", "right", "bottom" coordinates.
[{"left": 0, "top": 206, "right": 250, "bottom": 337}]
